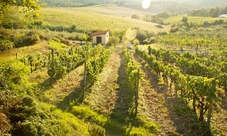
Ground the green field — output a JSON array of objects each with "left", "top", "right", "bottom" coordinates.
[{"left": 164, "top": 15, "right": 227, "bottom": 24}]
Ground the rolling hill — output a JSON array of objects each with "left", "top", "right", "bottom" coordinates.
[{"left": 40, "top": 0, "right": 227, "bottom": 8}]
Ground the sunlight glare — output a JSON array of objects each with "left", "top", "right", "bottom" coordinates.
[{"left": 142, "top": 0, "right": 151, "bottom": 9}]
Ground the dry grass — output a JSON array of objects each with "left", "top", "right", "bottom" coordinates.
[
  {"left": 41, "top": 5, "right": 170, "bottom": 32},
  {"left": 0, "top": 41, "right": 48, "bottom": 62},
  {"left": 0, "top": 112, "right": 10, "bottom": 133}
]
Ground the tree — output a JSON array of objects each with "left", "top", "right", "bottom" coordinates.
[
  {"left": 0, "top": 0, "right": 41, "bottom": 26},
  {"left": 222, "top": 6, "right": 227, "bottom": 14},
  {"left": 182, "top": 16, "right": 188, "bottom": 23},
  {"left": 131, "top": 14, "right": 140, "bottom": 20},
  {"left": 212, "top": 7, "right": 220, "bottom": 18},
  {"left": 157, "top": 11, "right": 171, "bottom": 19},
  {"left": 136, "top": 30, "right": 147, "bottom": 43}
]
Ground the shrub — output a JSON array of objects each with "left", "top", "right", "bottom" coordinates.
[
  {"left": 131, "top": 14, "right": 140, "bottom": 20},
  {"left": 14, "top": 31, "right": 41, "bottom": 48},
  {"left": 88, "top": 124, "right": 105, "bottom": 136},
  {"left": 12, "top": 117, "right": 72, "bottom": 136},
  {"left": 157, "top": 11, "right": 171, "bottom": 19},
  {"left": 71, "top": 106, "right": 107, "bottom": 126},
  {"left": 0, "top": 39, "right": 14, "bottom": 51},
  {"left": 157, "top": 31, "right": 168, "bottom": 35},
  {"left": 133, "top": 39, "right": 139, "bottom": 46},
  {"left": 170, "top": 27, "right": 179, "bottom": 33},
  {"left": 0, "top": 61, "right": 31, "bottom": 94},
  {"left": 202, "top": 20, "right": 210, "bottom": 27},
  {"left": 126, "top": 127, "right": 147, "bottom": 136},
  {"left": 107, "top": 35, "right": 120, "bottom": 46},
  {"left": 155, "top": 24, "right": 163, "bottom": 29},
  {"left": 23, "top": 31, "right": 41, "bottom": 45},
  {"left": 0, "top": 112, "right": 10, "bottom": 133},
  {"left": 136, "top": 30, "right": 147, "bottom": 42}
]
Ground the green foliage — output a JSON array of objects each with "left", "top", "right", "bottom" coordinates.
[
  {"left": 144, "top": 14, "right": 164, "bottom": 25},
  {"left": 170, "top": 27, "right": 179, "bottom": 33},
  {"left": 79, "top": 34, "right": 88, "bottom": 42},
  {"left": 71, "top": 106, "right": 107, "bottom": 126},
  {"left": 9, "top": 102, "right": 90, "bottom": 136},
  {"left": 0, "top": 39, "right": 14, "bottom": 51},
  {"left": 157, "top": 31, "right": 167, "bottom": 35},
  {"left": 46, "top": 43, "right": 92, "bottom": 82},
  {"left": 124, "top": 48, "right": 140, "bottom": 90},
  {"left": 0, "top": 90, "right": 91, "bottom": 136},
  {"left": 157, "top": 11, "right": 171, "bottom": 19},
  {"left": 126, "top": 127, "right": 147, "bottom": 136},
  {"left": 136, "top": 30, "right": 147, "bottom": 42},
  {"left": 182, "top": 16, "right": 188, "bottom": 23},
  {"left": 133, "top": 39, "right": 139, "bottom": 46},
  {"left": 0, "top": 61, "right": 31, "bottom": 94},
  {"left": 136, "top": 47, "right": 222, "bottom": 128},
  {"left": 157, "top": 28, "right": 227, "bottom": 49},
  {"left": 0, "top": 29, "right": 43, "bottom": 51},
  {"left": 88, "top": 124, "right": 105, "bottom": 136},
  {"left": 107, "top": 35, "right": 120, "bottom": 46},
  {"left": 189, "top": 6, "right": 222, "bottom": 17},
  {"left": 86, "top": 48, "right": 111, "bottom": 83},
  {"left": 48, "top": 39, "right": 66, "bottom": 50},
  {"left": 0, "top": 0, "right": 41, "bottom": 27},
  {"left": 14, "top": 31, "right": 41, "bottom": 48},
  {"left": 48, "top": 59, "right": 67, "bottom": 80}
]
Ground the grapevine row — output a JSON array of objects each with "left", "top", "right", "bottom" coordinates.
[
  {"left": 136, "top": 47, "right": 218, "bottom": 128},
  {"left": 148, "top": 46, "right": 227, "bottom": 93},
  {"left": 20, "top": 43, "right": 103, "bottom": 83},
  {"left": 86, "top": 47, "right": 112, "bottom": 85}
]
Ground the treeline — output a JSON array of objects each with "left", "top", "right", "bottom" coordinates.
[
  {"left": 132, "top": 6, "right": 227, "bottom": 25},
  {"left": 189, "top": 6, "right": 227, "bottom": 17},
  {"left": 39, "top": 0, "right": 117, "bottom": 7}
]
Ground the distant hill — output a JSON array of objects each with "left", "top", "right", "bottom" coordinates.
[
  {"left": 40, "top": 0, "right": 227, "bottom": 8},
  {"left": 137, "top": 0, "right": 227, "bottom": 7},
  {"left": 121, "top": 1, "right": 193, "bottom": 15}
]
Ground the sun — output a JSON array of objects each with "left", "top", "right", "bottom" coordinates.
[{"left": 142, "top": 0, "right": 151, "bottom": 9}]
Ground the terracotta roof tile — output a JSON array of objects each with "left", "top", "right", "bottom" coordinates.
[{"left": 91, "top": 30, "right": 109, "bottom": 36}]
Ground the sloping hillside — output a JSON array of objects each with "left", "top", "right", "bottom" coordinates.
[
  {"left": 41, "top": 5, "right": 170, "bottom": 32},
  {"left": 122, "top": 1, "right": 193, "bottom": 14}
]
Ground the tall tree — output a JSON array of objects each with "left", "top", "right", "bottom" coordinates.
[{"left": 0, "top": 0, "right": 41, "bottom": 26}]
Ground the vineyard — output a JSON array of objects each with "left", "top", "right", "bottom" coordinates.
[
  {"left": 1, "top": 36, "right": 227, "bottom": 135},
  {"left": 1, "top": 1, "right": 227, "bottom": 135}
]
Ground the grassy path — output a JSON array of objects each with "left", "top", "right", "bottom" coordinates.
[
  {"left": 83, "top": 49, "right": 121, "bottom": 115},
  {"left": 83, "top": 48, "right": 134, "bottom": 124},
  {"left": 31, "top": 65, "right": 85, "bottom": 110}
]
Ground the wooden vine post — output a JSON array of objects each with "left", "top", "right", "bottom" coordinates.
[
  {"left": 207, "top": 79, "right": 216, "bottom": 128},
  {"left": 83, "top": 59, "right": 87, "bottom": 97},
  {"left": 207, "top": 98, "right": 213, "bottom": 128},
  {"left": 135, "top": 69, "right": 140, "bottom": 117},
  {"left": 50, "top": 48, "right": 54, "bottom": 85}
]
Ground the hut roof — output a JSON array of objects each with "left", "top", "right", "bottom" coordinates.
[{"left": 91, "top": 30, "right": 109, "bottom": 36}]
